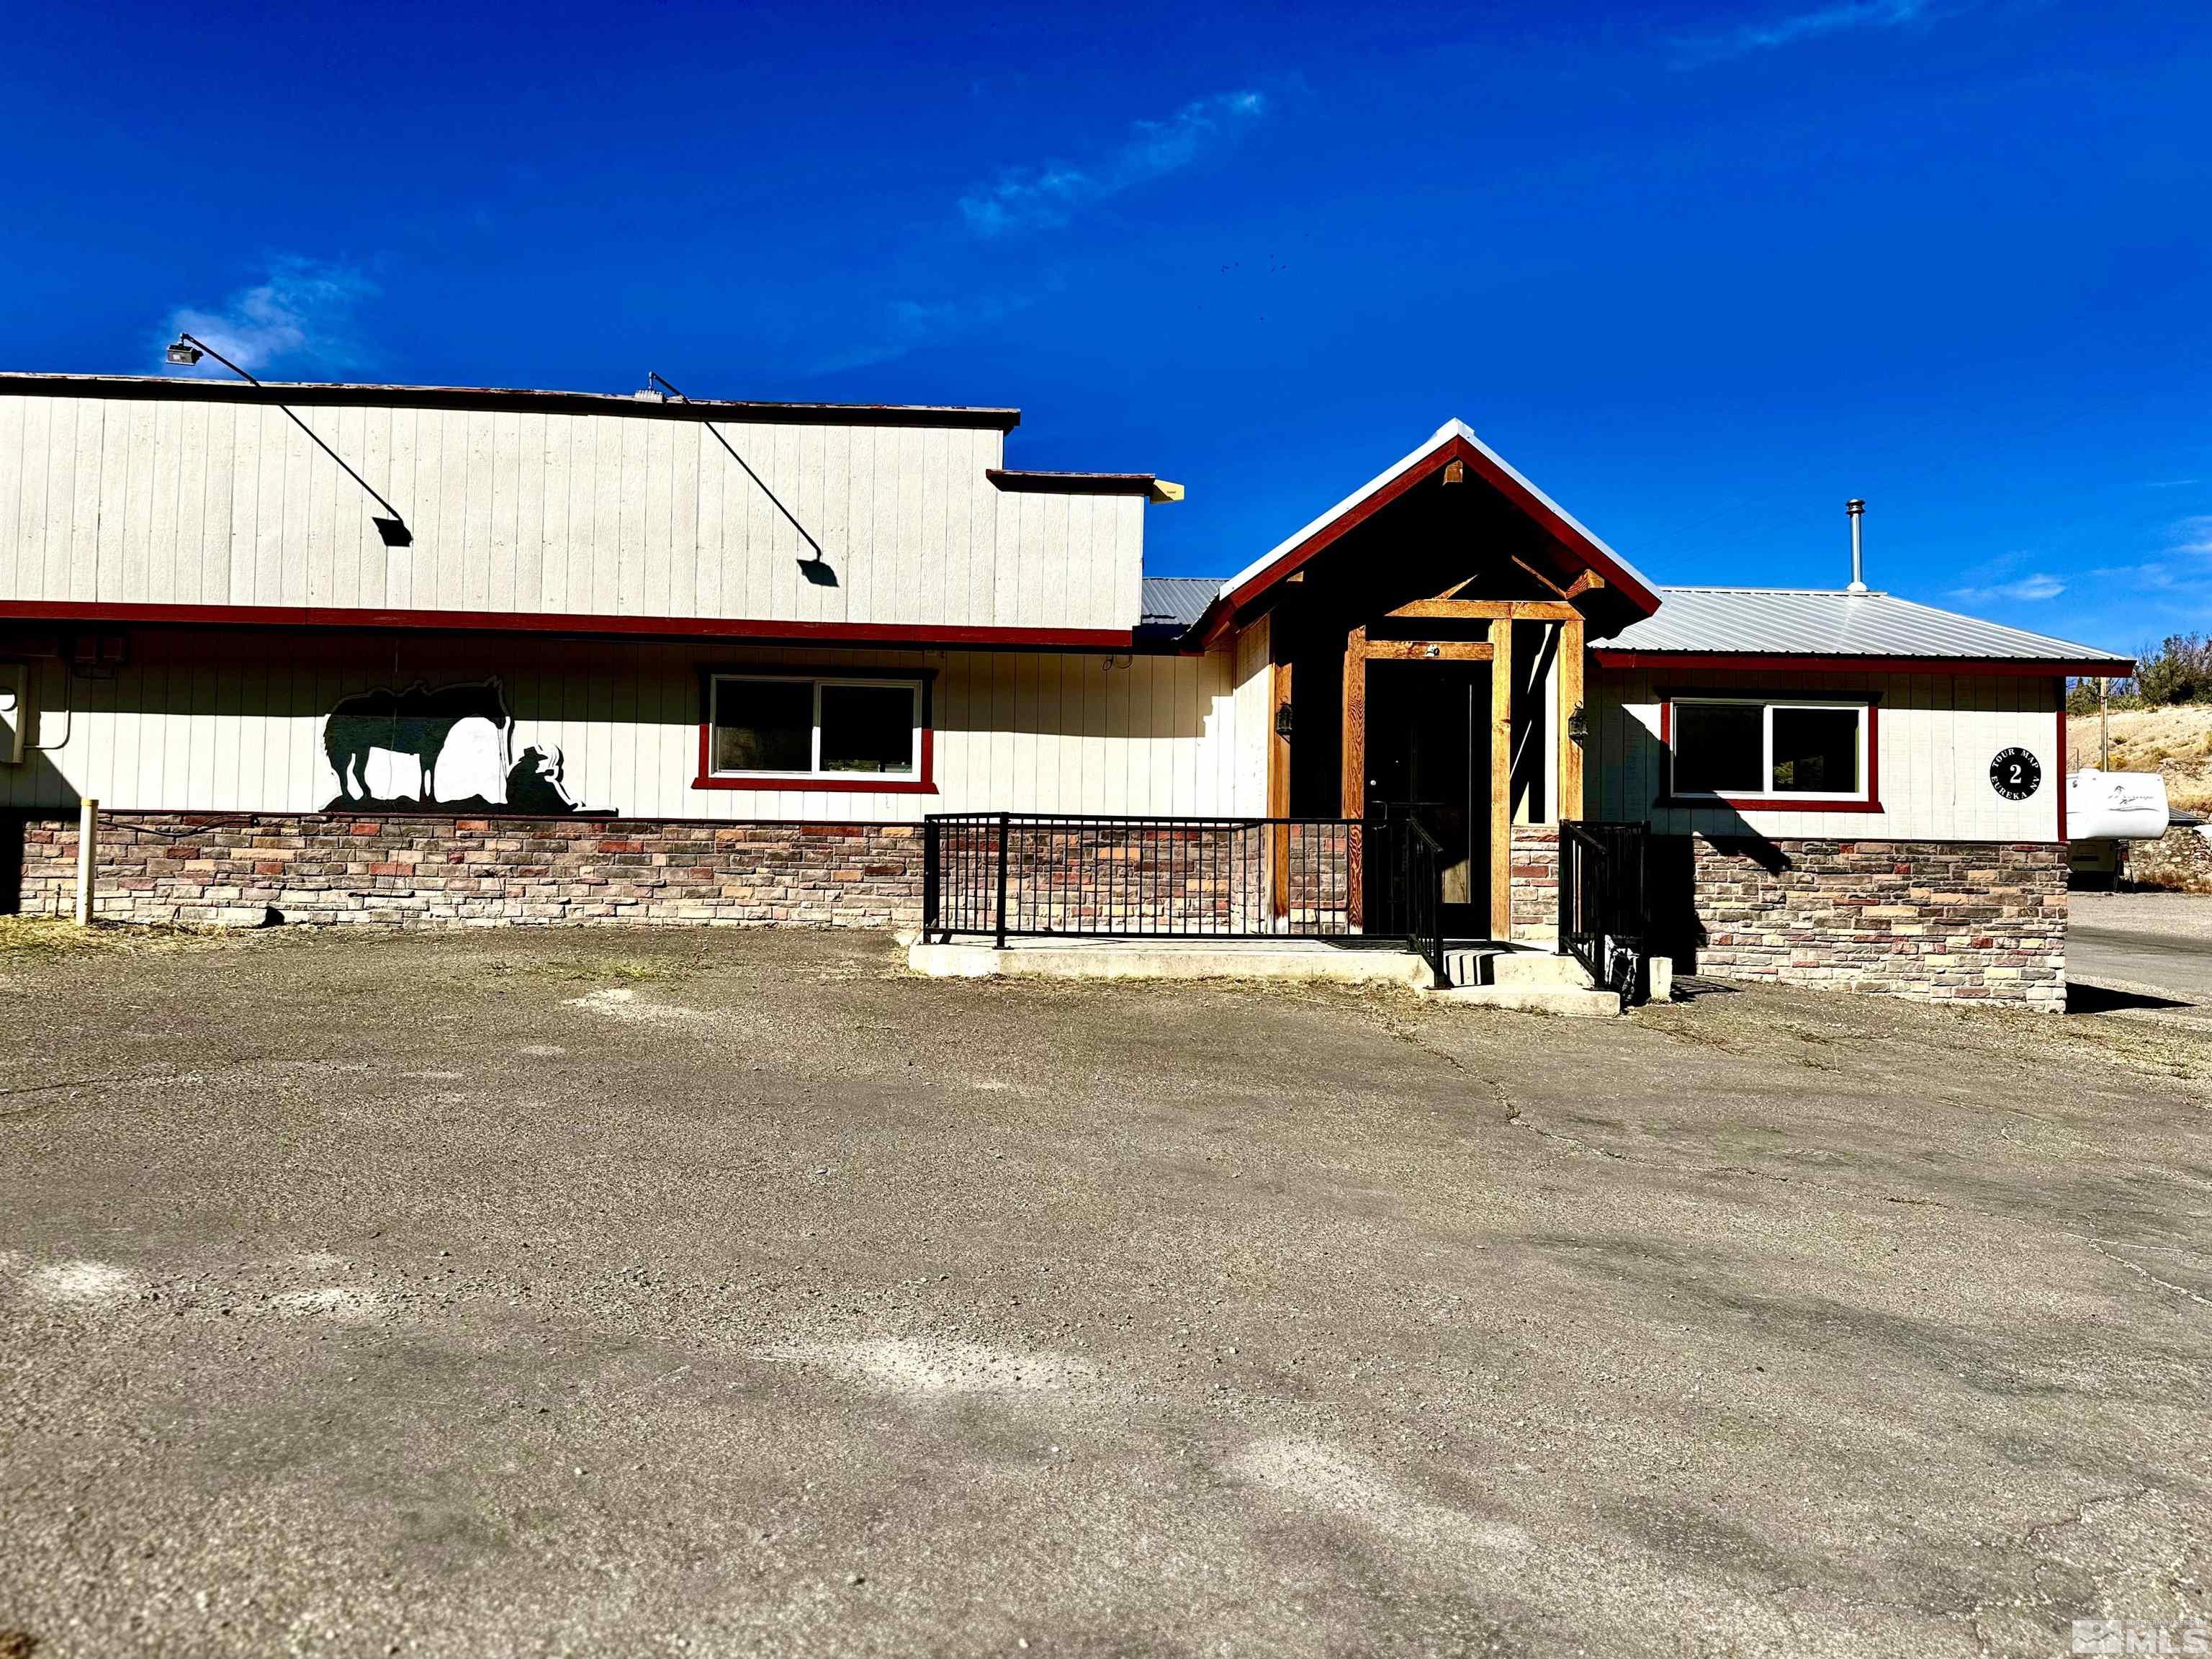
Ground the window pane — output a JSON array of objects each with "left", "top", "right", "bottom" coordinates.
[
  {"left": 819, "top": 683, "right": 915, "bottom": 774},
  {"left": 1771, "top": 706, "right": 1861, "bottom": 793},
  {"left": 713, "top": 680, "right": 814, "bottom": 773},
  {"left": 1673, "top": 702, "right": 1764, "bottom": 793}
]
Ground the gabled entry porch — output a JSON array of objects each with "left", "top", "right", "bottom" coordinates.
[{"left": 1223, "top": 421, "right": 1658, "bottom": 946}]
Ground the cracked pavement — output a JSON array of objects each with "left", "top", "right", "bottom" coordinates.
[{"left": 2, "top": 926, "right": 2209, "bottom": 1655}]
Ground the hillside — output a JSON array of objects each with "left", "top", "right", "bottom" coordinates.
[{"left": 2068, "top": 705, "right": 2212, "bottom": 816}]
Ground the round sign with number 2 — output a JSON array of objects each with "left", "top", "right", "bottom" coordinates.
[{"left": 1990, "top": 746, "right": 2041, "bottom": 801}]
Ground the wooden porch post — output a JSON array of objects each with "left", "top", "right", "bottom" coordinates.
[
  {"left": 1558, "top": 614, "right": 1584, "bottom": 822},
  {"left": 1489, "top": 619, "right": 1513, "bottom": 939},
  {"left": 1269, "top": 652, "right": 1292, "bottom": 919},
  {"left": 1342, "top": 626, "right": 1367, "bottom": 927}
]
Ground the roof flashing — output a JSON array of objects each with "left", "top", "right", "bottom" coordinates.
[{"left": 0, "top": 372, "right": 1024, "bottom": 431}]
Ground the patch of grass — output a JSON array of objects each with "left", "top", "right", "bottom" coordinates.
[
  {"left": 485, "top": 953, "right": 681, "bottom": 984},
  {"left": 0, "top": 916, "right": 235, "bottom": 956}
]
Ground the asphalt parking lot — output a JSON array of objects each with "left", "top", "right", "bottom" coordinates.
[
  {"left": 3, "top": 926, "right": 2209, "bottom": 1657},
  {"left": 2070, "top": 889, "right": 2212, "bottom": 1008}
]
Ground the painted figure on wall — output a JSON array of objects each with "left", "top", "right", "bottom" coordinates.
[{"left": 320, "top": 678, "right": 603, "bottom": 814}]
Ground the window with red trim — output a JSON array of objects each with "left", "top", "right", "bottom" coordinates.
[
  {"left": 695, "top": 670, "right": 936, "bottom": 793},
  {"left": 1665, "top": 695, "right": 1877, "bottom": 808}
]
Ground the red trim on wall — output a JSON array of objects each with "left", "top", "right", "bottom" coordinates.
[
  {"left": 0, "top": 599, "right": 1132, "bottom": 652},
  {"left": 1596, "top": 649, "right": 2134, "bottom": 678},
  {"left": 2055, "top": 688, "right": 2069, "bottom": 843},
  {"left": 689, "top": 774, "right": 939, "bottom": 795},
  {"left": 691, "top": 666, "right": 939, "bottom": 795},
  {"left": 1656, "top": 694, "right": 1886, "bottom": 814}
]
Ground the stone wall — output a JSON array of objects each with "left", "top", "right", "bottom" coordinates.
[
  {"left": 1663, "top": 836, "right": 2067, "bottom": 1010},
  {"left": 19, "top": 813, "right": 923, "bottom": 931},
  {"left": 1508, "top": 825, "right": 1560, "bottom": 946},
  {"left": 2121, "top": 825, "right": 2212, "bottom": 894}
]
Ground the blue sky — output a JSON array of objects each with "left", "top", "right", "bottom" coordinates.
[{"left": 2, "top": 0, "right": 2206, "bottom": 655}]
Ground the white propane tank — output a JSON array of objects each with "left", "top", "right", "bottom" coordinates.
[{"left": 2067, "top": 769, "right": 2171, "bottom": 841}]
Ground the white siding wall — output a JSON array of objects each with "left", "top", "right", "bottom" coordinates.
[
  {"left": 1231, "top": 616, "right": 1272, "bottom": 817},
  {"left": 0, "top": 392, "right": 1146, "bottom": 634},
  {"left": 0, "top": 631, "right": 1251, "bottom": 821},
  {"left": 1589, "top": 667, "right": 2064, "bottom": 841}
]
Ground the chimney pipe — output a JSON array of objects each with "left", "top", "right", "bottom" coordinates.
[{"left": 1845, "top": 498, "right": 1868, "bottom": 594}]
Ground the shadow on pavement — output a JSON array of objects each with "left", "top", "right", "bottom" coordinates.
[{"left": 2068, "top": 981, "right": 2196, "bottom": 1015}]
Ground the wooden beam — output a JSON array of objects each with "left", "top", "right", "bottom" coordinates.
[
  {"left": 1341, "top": 626, "right": 1367, "bottom": 820},
  {"left": 1361, "top": 638, "right": 1496, "bottom": 661},
  {"left": 1342, "top": 626, "right": 1367, "bottom": 928},
  {"left": 1490, "top": 617, "right": 1514, "bottom": 940},
  {"left": 1563, "top": 570, "right": 1606, "bottom": 600},
  {"left": 1511, "top": 554, "right": 1573, "bottom": 599},
  {"left": 1269, "top": 650, "right": 1292, "bottom": 918},
  {"left": 1558, "top": 614, "right": 1584, "bottom": 823},
  {"left": 1385, "top": 598, "right": 1581, "bottom": 622}
]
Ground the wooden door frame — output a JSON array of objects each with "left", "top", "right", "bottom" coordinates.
[{"left": 1339, "top": 607, "right": 1584, "bottom": 940}]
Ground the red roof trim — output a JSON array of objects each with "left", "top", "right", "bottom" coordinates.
[
  {"left": 1200, "top": 434, "right": 1660, "bottom": 646},
  {"left": 986, "top": 469, "right": 1156, "bottom": 496},
  {"left": 0, "top": 599, "right": 1131, "bottom": 652},
  {"left": 1595, "top": 649, "right": 2132, "bottom": 678}
]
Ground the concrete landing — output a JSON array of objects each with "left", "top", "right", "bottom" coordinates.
[{"left": 907, "top": 936, "right": 1438, "bottom": 988}]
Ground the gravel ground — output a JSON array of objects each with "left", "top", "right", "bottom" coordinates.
[{"left": 2, "top": 927, "right": 2209, "bottom": 1657}]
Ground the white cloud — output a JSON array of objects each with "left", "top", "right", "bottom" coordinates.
[
  {"left": 1676, "top": 0, "right": 1962, "bottom": 66},
  {"left": 1951, "top": 572, "right": 2066, "bottom": 603},
  {"left": 2170, "top": 514, "right": 2212, "bottom": 557},
  {"left": 959, "top": 90, "right": 1269, "bottom": 238},
  {"left": 806, "top": 291, "right": 1038, "bottom": 378},
  {"left": 158, "top": 256, "right": 377, "bottom": 378}
]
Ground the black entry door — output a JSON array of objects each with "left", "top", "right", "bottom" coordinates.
[{"left": 1364, "top": 662, "right": 1487, "bottom": 938}]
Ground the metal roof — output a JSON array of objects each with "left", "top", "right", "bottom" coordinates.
[
  {"left": 0, "top": 372, "right": 1023, "bottom": 431},
  {"left": 1604, "top": 586, "right": 2131, "bottom": 667},
  {"left": 1140, "top": 577, "right": 1219, "bottom": 631}
]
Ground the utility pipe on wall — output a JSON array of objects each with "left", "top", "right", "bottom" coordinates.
[{"left": 74, "top": 797, "right": 96, "bottom": 926}]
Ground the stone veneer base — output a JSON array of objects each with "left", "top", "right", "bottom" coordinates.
[
  {"left": 17, "top": 813, "right": 2070, "bottom": 1009},
  {"left": 19, "top": 812, "right": 923, "bottom": 931},
  {"left": 1506, "top": 827, "right": 2067, "bottom": 1012}
]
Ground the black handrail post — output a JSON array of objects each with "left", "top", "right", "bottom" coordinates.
[
  {"left": 922, "top": 817, "right": 940, "bottom": 944},
  {"left": 994, "top": 811, "right": 1012, "bottom": 950},
  {"left": 1556, "top": 821, "right": 1573, "bottom": 960}
]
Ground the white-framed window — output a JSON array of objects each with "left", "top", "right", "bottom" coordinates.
[
  {"left": 1668, "top": 696, "right": 1872, "bottom": 801},
  {"left": 706, "top": 673, "right": 924, "bottom": 781}
]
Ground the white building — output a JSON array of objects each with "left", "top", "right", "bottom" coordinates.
[{"left": 0, "top": 374, "right": 2128, "bottom": 1007}]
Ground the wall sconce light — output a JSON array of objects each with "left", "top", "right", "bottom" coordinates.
[
  {"left": 1274, "top": 700, "right": 1295, "bottom": 739},
  {"left": 165, "top": 333, "right": 413, "bottom": 545},
  {"left": 1566, "top": 701, "right": 1588, "bottom": 745}
]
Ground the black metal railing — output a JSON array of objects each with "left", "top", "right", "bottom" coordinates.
[
  {"left": 1401, "top": 817, "right": 1447, "bottom": 984},
  {"left": 1558, "top": 819, "right": 1650, "bottom": 1002},
  {"left": 922, "top": 814, "right": 1446, "bottom": 969}
]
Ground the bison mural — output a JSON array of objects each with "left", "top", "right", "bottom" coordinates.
[{"left": 321, "top": 678, "right": 601, "bottom": 814}]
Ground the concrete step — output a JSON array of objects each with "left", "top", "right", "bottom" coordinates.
[
  {"left": 1426, "top": 983, "right": 1623, "bottom": 1017},
  {"left": 1442, "top": 947, "right": 1594, "bottom": 990}
]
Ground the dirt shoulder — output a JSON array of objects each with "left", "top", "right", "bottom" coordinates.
[{"left": 2, "top": 927, "right": 2208, "bottom": 1656}]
